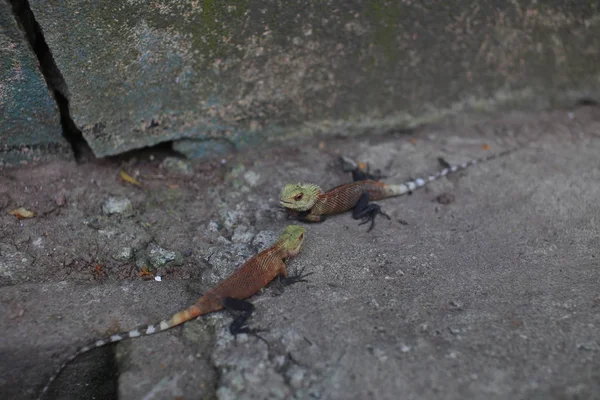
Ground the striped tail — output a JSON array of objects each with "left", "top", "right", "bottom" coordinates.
[
  {"left": 39, "top": 301, "right": 211, "bottom": 399},
  {"left": 385, "top": 147, "right": 517, "bottom": 196}
]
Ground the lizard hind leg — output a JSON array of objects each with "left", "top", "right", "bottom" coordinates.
[
  {"left": 352, "top": 192, "right": 391, "bottom": 232},
  {"left": 352, "top": 162, "right": 385, "bottom": 182},
  {"left": 222, "top": 297, "right": 270, "bottom": 347},
  {"left": 339, "top": 156, "right": 385, "bottom": 181},
  {"left": 222, "top": 297, "right": 263, "bottom": 335}
]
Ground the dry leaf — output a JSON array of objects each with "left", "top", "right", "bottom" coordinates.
[
  {"left": 120, "top": 170, "right": 141, "bottom": 186},
  {"left": 482, "top": 143, "right": 490, "bottom": 150},
  {"left": 9, "top": 207, "right": 35, "bottom": 219}
]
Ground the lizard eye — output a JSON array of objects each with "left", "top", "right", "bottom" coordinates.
[{"left": 294, "top": 193, "right": 303, "bottom": 201}]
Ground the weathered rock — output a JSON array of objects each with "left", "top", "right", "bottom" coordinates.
[
  {"left": 220, "top": 205, "right": 250, "bottom": 231},
  {"left": 206, "top": 220, "right": 220, "bottom": 233},
  {"left": 231, "top": 225, "right": 255, "bottom": 244},
  {"left": 0, "top": 1, "right": 69, "bottom": 166},
  {"left": 147, "top": 243, "right": 183, "bottom": 268},
  {"left": 213, "top": 328, "right": 290, "bottom": 400},
  {"left": 243, "top": 170, "right": 260, "bottom": 187},
  {"left": 112, "top": 246, "right": 133, "bottom": 262},
  {"left": 251, "top": 230, "right": 279, "bottom": 253},
  {"left": 102, "top": 197, "right": 132, "bottom": 215},
  {"left": 27, "top": 1, "right": 600, "bottom": 158}
]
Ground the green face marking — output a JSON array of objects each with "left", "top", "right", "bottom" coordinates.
[
  {"left": 279, "top": 224, "right": 306, "bottom": 256},
  {"left": 279, "top": 183, "right": 322, "bottom": 211}
]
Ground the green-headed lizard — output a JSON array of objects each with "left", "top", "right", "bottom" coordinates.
[
  {"left": 280, "top": 148, "right": 517, "bottom": 231},
  {"left": 40, "top": 225, "right": 308, "bottom": 399}
]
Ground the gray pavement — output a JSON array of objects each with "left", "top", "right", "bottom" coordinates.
[{"left": 1, "top": 107, "right": 599, "bottom": 399}]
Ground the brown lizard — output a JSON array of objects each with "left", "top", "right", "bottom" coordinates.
[
  {"left": 280, "top": 147, "right": 518, "bottom": 231},
  {"left": 40, "top": 224, "right": 308, "bottom": 398}
]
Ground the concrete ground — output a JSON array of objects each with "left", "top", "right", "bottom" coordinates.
[{"left": 1, "top": 107, "right": 599, "bottom": 400}]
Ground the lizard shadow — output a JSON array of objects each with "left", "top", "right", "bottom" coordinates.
[
  {"left": 1, "top": 345, "right": 117, "bottom": 400},
  {"left": 45, "top": 345, "right": 118, "bottom": 400}
]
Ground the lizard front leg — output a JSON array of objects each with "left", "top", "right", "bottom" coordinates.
[
  {"left": 352, "top": 192, "right": 390, "bottom": 232},
  {"left": 352, "top": 162, "right": 385, "bottom": 182},
  {"left": 269, "top": 263, "right": 313, "bottom": 298},
  {"left": 279, "top": 265, "right": 314, "bottom": 286}
]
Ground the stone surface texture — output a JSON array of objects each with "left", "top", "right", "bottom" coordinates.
[
  {"left": 0, "top": 106, "right": 599, "bottom": 399},
  {"left": 27, "top": 0, "right": 600, "bottom": 157},
  {"left": 0, "top": 0, "right": 69, "bottom": 166}
]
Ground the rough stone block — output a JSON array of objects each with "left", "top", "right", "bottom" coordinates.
[
  {"left": 29, "top": 0, "right": 600, "bottom": 158},
  {"left": 0, "top": 0, "right": 69, "bottom": 167}
]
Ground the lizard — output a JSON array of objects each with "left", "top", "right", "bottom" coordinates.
[
  {"left": 280, "top": 147, "right": 517, "bottom": 231},
  {"left": 39, "top": 224, "right": 308, "bottom": 399}
]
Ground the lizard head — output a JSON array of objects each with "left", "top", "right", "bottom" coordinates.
[
  {"left": 279, "top": 224, "right": 306, "bottom": 257},
  {"left": 279, "top": 183, "right": 322, "bottom": 211}
]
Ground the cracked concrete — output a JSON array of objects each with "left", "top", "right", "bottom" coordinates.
[{"left": 1, "top": 107, "right": 599, "bottom": 399}]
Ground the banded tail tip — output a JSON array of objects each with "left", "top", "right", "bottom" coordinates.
[
  {"left": 110, "top": 334, "right": 122, "bottom": 342},
  {"left": 390, "top": 183, "right": 411, "bottom": 195},
  {"left": 129, "top": 329, "right": 141, "bottom": 338}
]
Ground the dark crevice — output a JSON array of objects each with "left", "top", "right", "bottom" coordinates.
[
  {"left": 105, "top": 140, "right": 180, "bottom": 163},
  {"left": 54, "top": 91, "right": 95, "bottom": 162},
  {"left": 7, "top": 0, "right": 92, "bottom": 162},
  {"left": 576, "top": 98, "right": 599, "bottom": 107},
  {"left": 45, "top": 346, "right": 119, "bottom": 400}
]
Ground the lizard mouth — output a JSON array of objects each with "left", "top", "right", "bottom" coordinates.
[{"left": 279, "top": 200, "right": 293, "bottom": 205}]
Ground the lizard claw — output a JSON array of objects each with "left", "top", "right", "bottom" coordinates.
[
  {"left": 357, "top": 205, "right": 390, "bottom": 232},
  {"left": 280, "top": 266, "right": 314, "bottom": 286},
  {"left": 438, "top": 157, "right": 451, "bottom": 169},
  {"left": 232, "top": 325, "right": 272, "bottom": 347}
]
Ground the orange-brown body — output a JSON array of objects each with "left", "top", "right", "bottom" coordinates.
[
  {"left": 170, "top": 246, "right": 288, "bottom": 325},
  {"left": 305, "top": 180, "right": 394, "bottom": 221}
]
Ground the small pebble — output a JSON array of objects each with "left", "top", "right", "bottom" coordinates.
[{"left": 102, "top": 197, "right": 132, "bottom": 215}]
